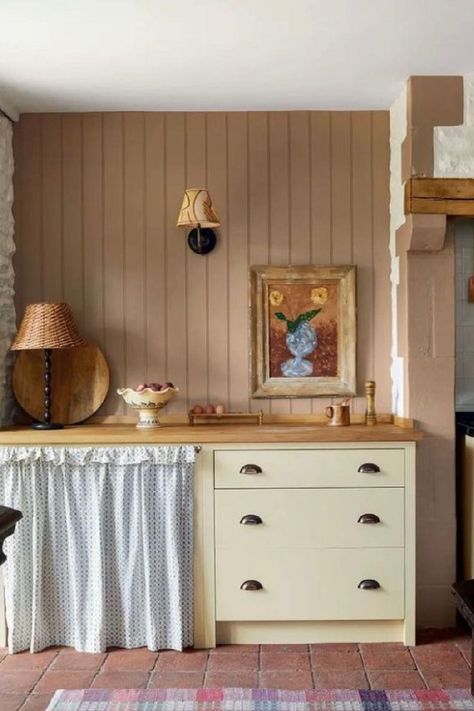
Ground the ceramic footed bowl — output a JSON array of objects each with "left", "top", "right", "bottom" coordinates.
[{"left": 117, "top": 386, "right": 179, "bottom": 428}]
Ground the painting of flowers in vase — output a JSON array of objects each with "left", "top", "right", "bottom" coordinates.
[{"left": 250, "top": 265, "right": 356, "bottom": 398}]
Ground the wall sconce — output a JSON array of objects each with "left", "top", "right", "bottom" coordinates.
[{"left": 177, "top": 188, "right": 220, "bottom": 255}]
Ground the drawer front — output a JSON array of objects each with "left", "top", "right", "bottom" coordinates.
[
  {"left": 215, "top": 488, "right": 404, "bottom": 549},
  {"left": 214, "top": 449, "right": 404, "bottom": 489},
  {"left": 215, "top": 548, "right": 404, "bottom": 621}
]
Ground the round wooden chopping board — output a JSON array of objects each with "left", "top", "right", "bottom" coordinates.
[{"left": 13, "top": 343, "right": 110, "bottom": 425}]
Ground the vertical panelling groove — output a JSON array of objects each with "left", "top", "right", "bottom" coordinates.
[
  {"left": 225, "top": 113, "right": 231, "bottom": 409},
  {"left": 80, "top": 116, "right": 85, "bottom": 320},
  {"left": 370, "top": 114, "right": 375, "bottom": 376},
  {"left": 308, "top": 111, "right": 313, "bottom": 264},
  {"left": 184, "top": 115, "right": 190, "bottom": 410},
  {"left": 163, "top": 116, "right": 168, "bottom": 381},
  {"left": 205, "top": 113, "right": 210, "bottom": 404},
  {"left": 143, "top": 113, "right": 148, "bottom": 380},
  {"left": 59, "top": 116, "right": 64, "bottom": 300},
  {"left": 121, "top": 114, "right": 127, "bottom": 389},
  {"left": 287, "top": 112, "right": 292, "bottom": 265},
  {"left": 349, "top": 113, "right": 354, "bottom": 264},
  {"left": 265, "top": 113, "right": 270, "bottom": 263},
  {"left": 246, "top": 112, "right": 251, "bottom": 410},
  {"left": 39, "top": 117, "right": 44, "bottom": 299},
  {"left": 329, "top": 113, "right": 333, "bottom": 264},
  {"left": 100, "top": 114, "right": 105, "bottom": 343}
]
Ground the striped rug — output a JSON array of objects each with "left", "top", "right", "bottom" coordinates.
[{"left": 46, "top": 687, "right": 474, "bottom": 710}]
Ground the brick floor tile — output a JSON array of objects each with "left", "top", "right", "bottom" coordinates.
[
  {"left": 103, "top": 648, "right": 158, "bottom": 671},
  {"left": 423, "top": 668, "right": 472, "bottom": 689},
  {"left": 367, "top": 670, "right": 426, "bottom": 689},
  {"left": 91, "top": 670, "right": 149, "bottom": 689},
  {"left": 155, "top": 650, "right": 208, "bottom": 672},
  {"left": 260, "top": 652, "right": 310, "bottom": 671},
  {"left": 33, "top": 669, "right": 96, "bottom": 693},
  {"left": 211, "top": 645, "right": 258, "bottom": 654},
  {"left": 361, "top": 649, "right": 415, "bottom": 670},
  {"left": 261, "top": 644, "right": 308, "bottom": 653},
  {"left": 359, "top": 643, "right": 406, "bottom": 653},
  {"left": 204, "top": 671, "right": 258, "bottom": 688},
  {"left": 310, "top": 643, "right": 358, "bottom": 653},
  {"left": 0, "top": 649, "right": 59, "bottom": 671},
  {"left": 207, "top": 653, "right": 258, "bottom": 672},
  {"left": 149, "top": 671, "right": 204, "bottom": 688},
  {"left": 313, "top": 670, "right": 369, "bottom": 689},
  {"left": 259, "top": 670, "right": 313, "bottom": 689},
  {"left": 411, "top": 644, "right": 468, "bottom": 671},
  {"left": 0, "top": 670, "right": 42, "bottom": 693},
  {"left": 16, "top": 694, "right": 53, "bottom": 711},
  {"left": 0, "top": 693, "right": 28, "bottom": 711},
  {"left": 51, "top": 650, "right": 106, "bottom": 671},
  {"left": 311, "top": 651, "right": 363, "bottom": 671}
]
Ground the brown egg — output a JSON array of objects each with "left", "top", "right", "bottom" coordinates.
[
  {"left": 204, "top": 404, "right": 215, "bottom": 414},
  {"left": 192, "top": 404, "right": 204, "bottom": 414},
  {"left": 215, "top": 404, "right": 225, "bottom": 415},
  {"left": 136, "top": 383, "right": 147, "bottom": 392}
]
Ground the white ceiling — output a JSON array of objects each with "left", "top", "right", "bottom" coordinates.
[{"left": 1, "top": 0, "right": 474, "bottom": 118}]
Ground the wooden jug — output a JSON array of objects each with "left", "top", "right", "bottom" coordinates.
[{"left": 325, "top": 402, "right": 350, "bottom": 427}]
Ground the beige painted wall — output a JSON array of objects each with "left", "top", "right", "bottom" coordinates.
[{"left": 12, "top": 111, "right": 391, "bottom": 417}]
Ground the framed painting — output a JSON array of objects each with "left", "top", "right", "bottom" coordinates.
[{"left": 250, "top": 265, "right": 356, "bottom": 398}]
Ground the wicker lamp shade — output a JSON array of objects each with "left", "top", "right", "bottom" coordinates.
[{"left": 11, "top": 303, "right": 87, "bottom": 351}]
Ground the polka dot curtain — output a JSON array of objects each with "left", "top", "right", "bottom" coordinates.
[{"left": 0, "top": 445, "right": 196, "bottom": 653}]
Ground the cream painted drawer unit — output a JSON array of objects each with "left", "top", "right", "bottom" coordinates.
[
  {"left": 214, "top": 448, "right": 405, "bottom": 488},
  {"left": 212, "top": 443, "right": 416, "bottom": 646}
]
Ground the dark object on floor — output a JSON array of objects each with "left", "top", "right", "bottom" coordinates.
[
  {"left": 0, "top": 504, "right": 22, "bottom": 564},
  {"left": 451, "top": 579, "right": 474, "bottom": 694}
]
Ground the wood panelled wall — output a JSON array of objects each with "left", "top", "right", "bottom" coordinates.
[{"left": 12, "top": 111, "right": 391, "bottom": 416}]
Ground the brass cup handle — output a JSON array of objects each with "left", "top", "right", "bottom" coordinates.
[
  {"left": 239, "top": 464, "right": 263, "bottom": 475},
  {"left": 240, "top": 579, "right": 263, "bottom": 591},
  {"left": 357, "top": 463, "right": 381, "bottom": 474},
  {"left": 357, "top": 513, "right": 380, "bottom": 524},
  {"left": 240, "top": 514, "right": 263, "bottom": 525},
  {"left": 358, "top": 579, "right": 380, "bottom": 590}
]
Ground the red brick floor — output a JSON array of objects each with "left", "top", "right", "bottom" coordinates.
[{"left": 0, "top": 629, "right": 471, "bottom": 711}]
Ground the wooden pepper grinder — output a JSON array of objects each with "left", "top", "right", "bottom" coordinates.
[{"left": 365, "top": 380, "right": 377, "bottom": 426}]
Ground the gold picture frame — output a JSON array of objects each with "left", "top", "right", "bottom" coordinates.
[{"left": 250, "top": 265, "right": 356, "bottom": 398}]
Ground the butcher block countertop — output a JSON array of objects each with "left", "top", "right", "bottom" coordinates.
[{"left": 0, "top": 421, "right": 422, "bottom": 445}]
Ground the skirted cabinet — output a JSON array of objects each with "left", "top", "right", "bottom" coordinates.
[{"left": 0, "top": 424, "right": 418, "bottom": 651}]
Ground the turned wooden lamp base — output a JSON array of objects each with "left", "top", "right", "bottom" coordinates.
[{"left": 31, "top": 348, "right": 64, "bottom": 430}]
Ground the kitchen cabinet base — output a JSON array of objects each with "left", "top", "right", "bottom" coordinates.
[{"left": 217, "top": 619, "right": 414, "bottom": 646}]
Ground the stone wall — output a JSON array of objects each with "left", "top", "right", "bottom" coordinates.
[
  {"left": 0, "top": 116, "right": 16, "bottom": 425},
  {"left": 435, "top": 75, "right": 474, "bottom": 177},
  {"left": 390, "top": 76, "right": 464, "bottom": 626}
]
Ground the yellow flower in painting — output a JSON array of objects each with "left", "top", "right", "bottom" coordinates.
[
  {"left": 311, "top": 287, "right": 328, "bottom": 305},
  {"left": 269, "top": 290, "right": 284, "bottom": 306}
]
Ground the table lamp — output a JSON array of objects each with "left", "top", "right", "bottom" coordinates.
[
  {"left": 11, "top": 303, "right": 87, "bottom": 429},
  {"left": 177, "top": 188, "right": 220, "bottom": 254}
]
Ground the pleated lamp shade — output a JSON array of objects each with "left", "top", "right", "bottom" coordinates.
[
  {"left": 176, "top": 188, "right": 220, "bottom": 228},
  {"left": 11, "top": 303, "right": 87, "bottom": 351}
]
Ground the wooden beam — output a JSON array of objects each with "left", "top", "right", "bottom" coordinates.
[{"left": 405, "top": 177, "right": 474, "bottom": 216}]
